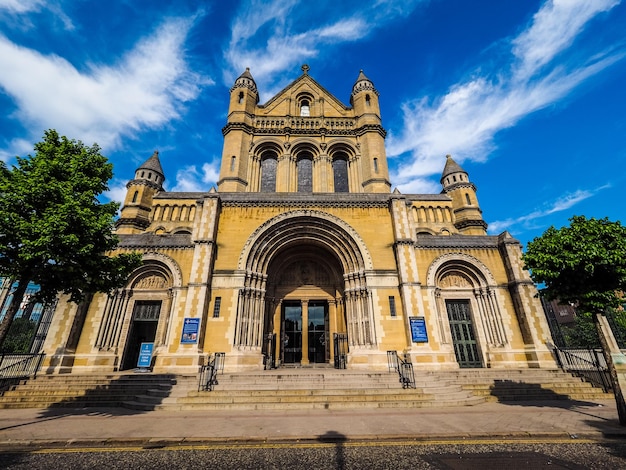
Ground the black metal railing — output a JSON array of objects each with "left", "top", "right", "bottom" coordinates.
[
  {"left": 554, "top": 347, "right": 612, "bottom": 392},
  {"left": 0, "top": 353, "right": 45, "bottom": 393},
  {"left": 387, "top": 350, "right": 416, "bottom": 389},
  {"left": 333, "top": 333, "right": 348, "bottom": 369},
  {"left": 264, "top": 333, "right": 276, "bottom": 370},
  {"left": 198, "top": 352, "right": 225, "bottom": 392}
]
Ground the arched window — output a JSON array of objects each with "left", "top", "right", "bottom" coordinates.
[
  {"left": 366, "top": 94, "right": 371, "bottom": 107},
  {"left": 230, "top": 156, "right": 236, "bottom": 172},
  {"left": 132, "top": 190, "right": 139, "bottom": 203},
  {"left": 465, "top": 193, "right": 471, "bottom": 205},
  {"left": 300, "top": 99, "right": 310, "bottom": 116},
  {"left": 238, "top": 92, "right": 244, "bottom": 104},
  {"left": 260, "top": 153, "right": 277, "bottom": 192},
  {"left": 297, "top": 155, "right": 313, "bottom": 192},
  {"left": 332, "top": 156, "right": 349, "bottom": 193},
  {"left": 373, "top": 157, "right": 379, "bottom": 173}
]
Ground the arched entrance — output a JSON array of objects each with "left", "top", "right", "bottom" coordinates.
[
  {"left": 94, "top": 255, "right": 180, "bottom": 371},
  {"left": 234, "top": 210, "right": 376, "bottom": 368},
  {"left": 428, "top": 254, "right": 508, "bottom": 369},
  {"left": 264, "top": 245, "right": 345, "bottom": 367}
]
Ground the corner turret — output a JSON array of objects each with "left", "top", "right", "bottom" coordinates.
[
  {"left": 116, "top": 151, "right": 165, "bottom": 234},
  {"left": 350, "top": 70, "right": 381, "bottom": 120},
  {"left": 440, "top": 155, "right": 487, "bottom": 235},
  {"left": 228, "top": 67, "right": 259, "bottom": 118}
]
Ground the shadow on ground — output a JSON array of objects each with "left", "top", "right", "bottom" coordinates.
[{"left": 489, "top": 379, "right": 602, "bottom": 408}]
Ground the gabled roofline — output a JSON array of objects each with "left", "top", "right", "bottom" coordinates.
[{"left": 259, "top": 72, "right": 351, "bottom": 111}]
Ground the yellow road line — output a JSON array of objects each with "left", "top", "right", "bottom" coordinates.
[{"left": 25, "top": 437, "right": 597, "bottom": 454}]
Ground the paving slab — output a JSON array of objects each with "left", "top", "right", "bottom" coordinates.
[{"left": 0, "top": 399, "right": 623, "bottom": 449}]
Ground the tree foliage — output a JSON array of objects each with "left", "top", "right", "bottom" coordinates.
[
  {"left": 1, "top": 317, "right": 37, "bottom": 353},
  {"left": 523, "top": 215, "right": 626, "bottom": 317},
  {"left": 0, "top": 130, "right": 142, "bottom": 346}
]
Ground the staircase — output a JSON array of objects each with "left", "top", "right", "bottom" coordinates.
[
  {"left": 124, "top": 368, "right": 483, "bottom": 411},
  {"left": 0, "top": 368, "right": 614, "bottom": 410},
  {"left": 432, "top": 369, "right": 615, "bottom": 402},
  {"left": 0, "top": 373, "right": 181, "bottom": 409}
]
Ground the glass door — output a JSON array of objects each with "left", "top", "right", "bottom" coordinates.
[
  {"left": 283, "top": 302, "right": 302, "bottom": 364},
  {"left": 308, "top": 301, "right": 328, "bottom": 363}
]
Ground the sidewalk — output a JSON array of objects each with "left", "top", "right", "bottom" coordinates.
[{"left": 0, "top": 398, "right": 624, "bottom": 449}]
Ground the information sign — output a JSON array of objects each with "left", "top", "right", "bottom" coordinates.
[
  {"left": 137, "top": 342, "right": 154, "bottom": 369},
  {"left": 410, "top": 317, "right": 428, "bottom": 343},
  {"left": 181, "top": 317, "right": 200, "bottom": 344}
]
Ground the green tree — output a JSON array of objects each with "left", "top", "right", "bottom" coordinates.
[
  {"left": 0, "top": 130, "right": 142, "bottom": 348},
  {"left": 523, "top": 215, "right": 626, "bottom": 425},
  {"left": 2, "top": 317, "right": 37, "bottom": 353},
  {"left": 523, "top": 215, "right": 626, "bottom": 318}
]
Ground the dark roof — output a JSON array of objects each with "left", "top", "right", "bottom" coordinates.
[
  {"left": 139, "top": 150, "right": 164, "bottom": 176},
  {"left": 440, "top": 154, "right": 467, "bottom": 181}
]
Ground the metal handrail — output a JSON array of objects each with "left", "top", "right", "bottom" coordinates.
[
  {"left": 0, "top": 353, "right": 45, "bottom": 393},
  {"left": 387, "top": 350, "right": 416, "bottom": 389},
  {"left": 198, "top": 352, "right": 225, "bottom": 392},
  {"left": 554, "top": 347, "right": 612, "bottom": 392}
]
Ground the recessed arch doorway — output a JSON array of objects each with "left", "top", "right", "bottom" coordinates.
[
  {"left": 265, "top": 245, "right": 345, "bottom": 367},
  {"left": 234, "top": 210, "right": 376, "bottom": 368}
]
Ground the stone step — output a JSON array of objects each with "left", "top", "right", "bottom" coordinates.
[{"left": 1, "top": 368, "right": 613, "bottom": 410}]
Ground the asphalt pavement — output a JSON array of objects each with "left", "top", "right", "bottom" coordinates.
[{"left": 0, "top": 398, "right": 624, "bottom": 450}]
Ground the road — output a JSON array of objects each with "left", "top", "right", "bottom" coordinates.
[{"left": 1, "top": 439, "right": 625, "bottom": 469}]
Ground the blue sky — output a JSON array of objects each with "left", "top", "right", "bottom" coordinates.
[{"left": 0, "top": 0, "right": 624, "bottom": 247}]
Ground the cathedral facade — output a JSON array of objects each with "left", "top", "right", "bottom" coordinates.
[{"left": 41, "top": 66, "right": 555, "bottom": 373}]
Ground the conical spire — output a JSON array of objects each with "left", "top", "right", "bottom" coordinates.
[
  {"left": 440, "top": 154, "right": 467, "bottom": 183},
  {"left": 351, "top": 69, "right": 378, "bottom": 97},
  {"left": 138, "top": 150, "right": 164, "bottom": 178},
  {"left": 231, "top": 67, "right": 258, "bottom": 96}
]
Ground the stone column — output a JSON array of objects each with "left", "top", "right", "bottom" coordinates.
[{"left": 301, "top": 300, "right": 309, "bottom": 365}]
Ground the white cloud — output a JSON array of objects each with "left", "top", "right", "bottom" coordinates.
[
  {"left": 0, "top": 137, "right": 31, "bottom": 163},
  {"left": 487, "top": 185, "right": 610, "bottom": 234},
  {"left": 512, "top": 0, "right": 619, "bottom": 80},
  {"left": 0, "top": 15, "right": 212, "bottom": 157},
  {"left": 387, "top": 0, "right": 623, "bottom": 189},
  {"left": 0, "top": 0, "right": 73, "bottom": 30},
  {"left": 170, "top": 161, "right": 220, "bottom": 192},
  {"left": 224, "top": 0, "right": 426, "bottom": 91},
  {"left": 0, "top": 0, "right": 45, "bottom": 14},
  {"left": 104, "top": 180, "right": 129, "bottom": 205}
]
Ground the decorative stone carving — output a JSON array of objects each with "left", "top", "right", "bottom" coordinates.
[
  {"left": 439, "top": 273, "right": 472, "bottom": 288},
  {"left": 279, "top": 261, "right": 331, "bottom": 286},
  {"left": 134, "top": 274, "right": 167, "bottom": 290}
]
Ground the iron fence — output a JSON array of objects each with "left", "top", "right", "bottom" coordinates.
[
  {"left": 387, "top": 350, "right": 416, "bottom": 389},
  {"left": 0, "top": 353, "right": 45, "bottom": 393},
  {"left": 553, "top": 347, "right": 612, "bottom": 392},
  {"left": 333, "top": 333, "right": 348, "bottom": 369},
  {"left": 198, "top": 352, "right": 225, "bottom": 392}
]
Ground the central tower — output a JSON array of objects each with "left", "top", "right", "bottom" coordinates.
[{"left": 217, "top": 66, "right": 391, "bottom": 193}]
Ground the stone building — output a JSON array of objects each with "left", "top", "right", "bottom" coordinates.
[{"left": 41, "top": 66, "right": 555, "bottom": 374}]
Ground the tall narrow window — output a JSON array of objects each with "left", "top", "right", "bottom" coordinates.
[
  {"left": 213, "top": 297, "right": 222, "bottom": 318},
  {"left": 238, "top": 92, "right": 244, "bottom": 104},
  {"left": 389, "top": 296, "right": 397, "bottom": 317},
  {"left": 230, "top": 156, "right": 236, "bottom": 172},
  {"left": 373, "top": 157, "right": 379, "bottom": 173},
  {"left": 132, "top": 191, "right": 139, "bottom": 203},
  {"left": 465, "top": 193, "right": 471, "bottom": 205},
  {"left": 297, "top": 155, "right": 313, "bottom": 192},
  {"left": 260, "top": 154, "right": 277, "bottom": 192},
  {"left": 366, "top": 94, "right": 371, "bottom": 107},
  {"left": 332, "top": 156, "right": 349, "bottom": 193},
  {"left": 300, "top": 99, "right": 310, "bottom": 116}
]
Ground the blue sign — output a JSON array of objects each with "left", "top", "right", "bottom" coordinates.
[
  {"left": 181, "top": 317, "right": 200, "bottom": 344},
  {"left": 137, "top": 342, "right": 154, "bottom": 368},
  {"left": 410, "top": 317, "right": 428, "bottom": 343}
]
